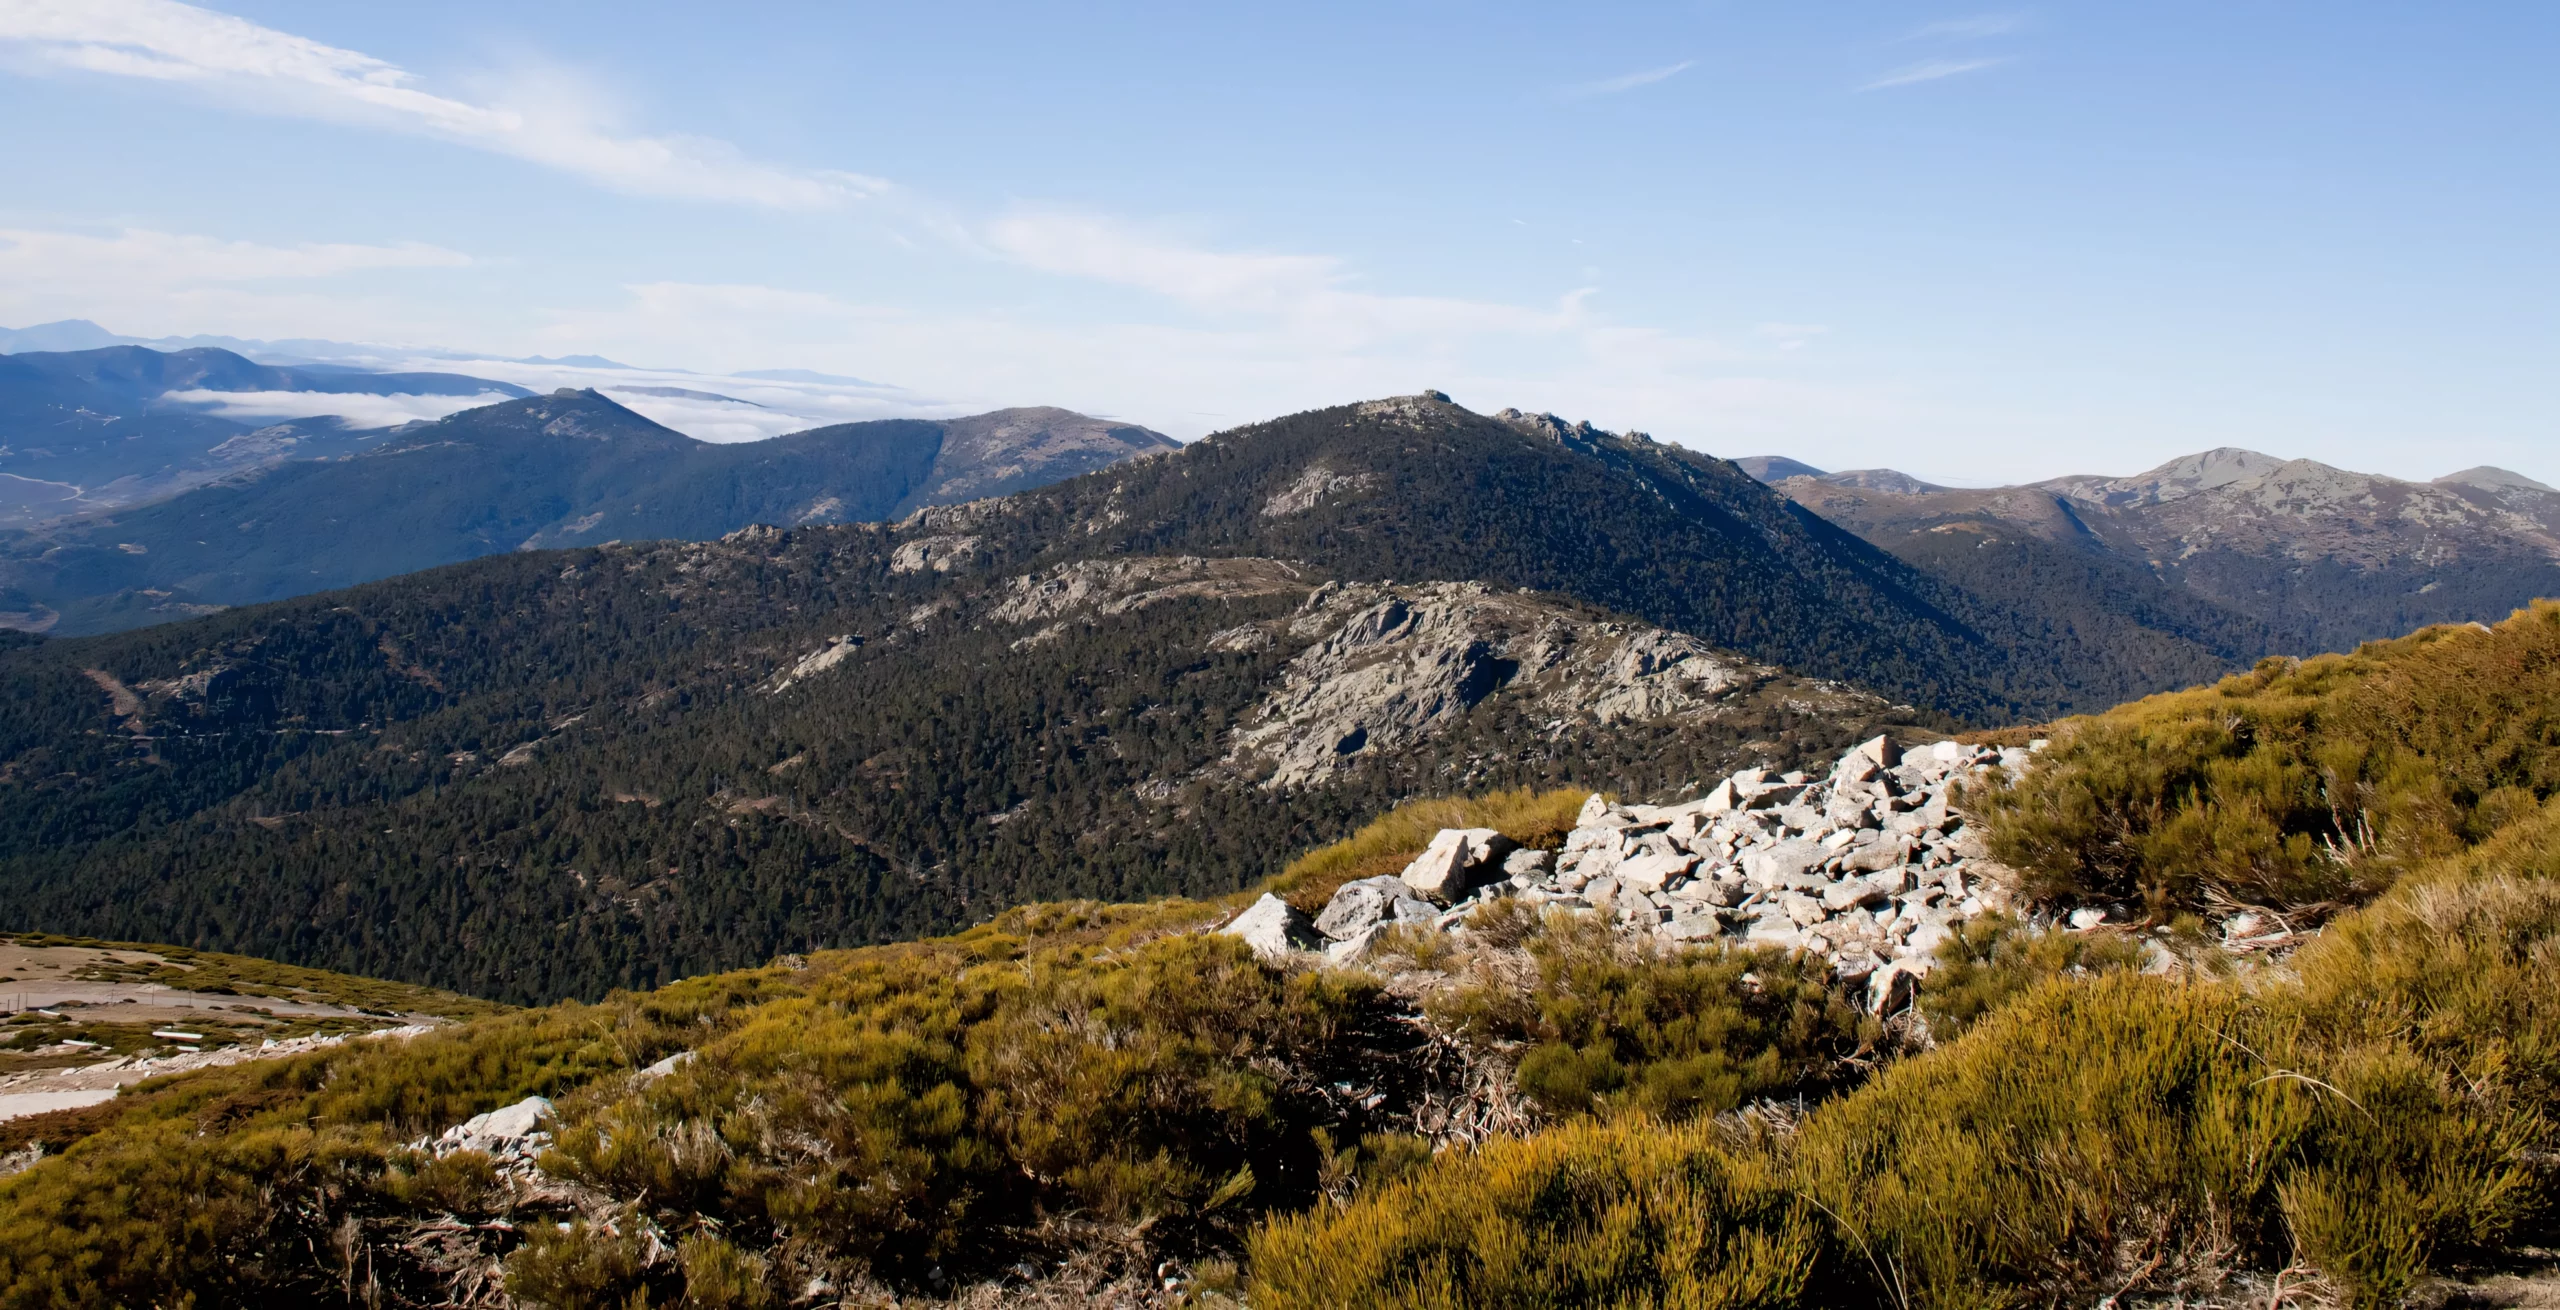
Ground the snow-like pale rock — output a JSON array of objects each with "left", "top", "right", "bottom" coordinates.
[{"left": 1263, "top": 733, "right": 2041, "bottom": 1013}]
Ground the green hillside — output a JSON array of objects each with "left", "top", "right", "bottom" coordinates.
[{"left": 3, "top": 607, "right": 2553, "bottom": 1307}]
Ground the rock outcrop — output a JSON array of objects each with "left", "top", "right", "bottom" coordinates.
[
  {"left": 407, "top": 1095, "right": 563, "bottom": 1191},
  {"left": 1217, "top": 893, "right": 1321, "bottom": 959},
  {"left": 1278, "top": 735, "right": 2044, "bottom": 1010},
  {"left": 1219, "top": 580, "right": 1846, "bottom": 788}
]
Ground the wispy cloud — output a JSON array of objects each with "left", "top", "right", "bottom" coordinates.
[
  {"left": 528, "top": 277, "right": 1857, "bottom": 447},
  {"left": 1908, "top": 13, "right": 2025, "bottom": 41},
  {"left": 0, "top": 8, "right": 1860, "bottom": 449},
  {"left": 978, "top": 208, "right": 1580, "bottom": 344},
  {"left": 1559, "top": 59, "right": 1695, "bottom": 100},
  {"left": 0, "top": 0, "right": 882, "bottom": 208},
  {"left": 1861, "top": 57, "right": 2009, "bottom": 90},
  {"left": 0, "top": 226, "right": 468, "bottom": 287}
]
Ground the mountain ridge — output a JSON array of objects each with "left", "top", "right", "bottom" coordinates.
[
  {"left": 1749, "top": 445, "right": 2560, "bottom": 657},
  {"left": 0, "top": 389, "right": 1179, "bottom": 634}
]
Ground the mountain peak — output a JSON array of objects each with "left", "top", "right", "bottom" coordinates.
[
  {"left": 2437, "top": 465, "right": 2559, "bottom": 497},
  {"left": 0, "top": 319, "right": 126, "bottom": 353},
  {"left": 920, "top": 407, "right": 1181, "bottom": 503},
  {"left": 395, "top": 386, "right": 683, "bottom": 448},
  {"left": 2044, "top": 447, "right": 2288, "bottom": 506}
]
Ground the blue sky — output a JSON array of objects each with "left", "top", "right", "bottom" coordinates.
[{"left": 0, "top": 1, "right": 2551, "bottom": 483}]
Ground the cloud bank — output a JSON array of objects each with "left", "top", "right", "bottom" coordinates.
[{"left": 161, "top": 388, "right": 516, "bottom": 428}]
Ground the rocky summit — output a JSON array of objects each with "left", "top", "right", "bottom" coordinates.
[{"left": 1227, "top": 733, "right": 2042, "bottom": 1011}]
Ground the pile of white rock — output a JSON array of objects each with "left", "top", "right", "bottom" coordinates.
[
  {"left": 1220, "top": 735, "right": 2040, "bottom": 1011},
  {"left": 420, "top": 1095, "right": 558, "bottom": 1166}
]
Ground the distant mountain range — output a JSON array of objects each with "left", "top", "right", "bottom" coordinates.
[
  {"left": 1742, "top": 447, "right": 2560, "bottom": 656},
  {"left": 0, "top": 366, "right": 1177, "bottom": 635}
]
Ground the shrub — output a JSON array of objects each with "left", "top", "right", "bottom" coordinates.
[
  {"left": 1793, "top": 975, "right": 2320, "bottom": 1304},
  {"left": 1914, "top": 913, "right": 2148, "bottom": 1038},
  {"left": 1429, "top": 911, "right": 1871, "bottom": 1123},
  {"left": 1249, "top": 1116, "right": 1827, "bottom": 1309},
  {"left": 503, "top": 1218, "right": 658, "bottom": 1309},
  {"left": 1975, "top": 603, "right": 2560, "bottom": 917}
]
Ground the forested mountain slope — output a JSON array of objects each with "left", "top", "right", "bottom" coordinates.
[
  {"left": 0, "top": 393, "right": 2317, "bottom": 1001},
  {"left": 0, "top": 391, "right": 1176, "bottom": 635}
]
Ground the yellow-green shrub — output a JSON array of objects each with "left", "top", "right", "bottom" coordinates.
[
  {"left": 1430, "top": 911, "right": 1870, "bottom": 1122},
  {"left": 1914, "top": 912, "right": 2149, "bottom": 1038},
  {"left": 0, "top": 1113, "right": 391, "bottom": 1306},
  {"left": 1977, "top": 603, "right": 2560, "bottom": 916},
  {"left": 1250, "top": 1116, "right": 1827, "bottom": 1309},
  {"left": 0, "top": 901, "right": 1375, "bottom": 1302},
  {"left": 1795, "top": 975, "right": 2320, "bottom": 1304}
]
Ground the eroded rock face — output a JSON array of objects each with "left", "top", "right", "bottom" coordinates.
[
  {"left": 988, "top": 556, "right": 1308, "bottom": 627},
  {"left": 888, "top": 535, "right": 980, "bottom": 574},
  {"left": 1262, "top": 464, "right": 1380, "bottom": 518},
  {"left": 1224, "top": 581, "right": 1799, "bottom": 788}
]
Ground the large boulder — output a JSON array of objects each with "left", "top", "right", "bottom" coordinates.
[
  {"left": 1844, "top": 734, "right": 1903, "bottom": 772},
  {"left": 1400, "top": 828, "right": 1516, "bottom": 903},
  {"left": 1218, "top": 893, "right": 1319, "bottom": 958},
  {"left": 1316, "top": 877, "right": 1436, "bottom": 940},
  {"left": 1844, "top": 839, "right": 1913, "bottom": 874},
  {"left": 1615, "top": 850, "right": 1698, "bottom": 892},
  {"left": 1742, "top": 839, "right": 1827, "bottom": 884}
]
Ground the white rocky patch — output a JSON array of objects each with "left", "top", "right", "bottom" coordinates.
[
  {"left": 1262, "top": 734, "right": 2042, "bottom": 1012},
  {"left": 761, "top": 634, "right": 862, "bottom": 694},
  {"left": 407, "top": 1095, "right": 560, "bottom": 1179},
  {"left": 1261, "top": 464, "right": 1380, "bottom": 517},
  {"left": 888, "top": 535, "right": 980, "bottom": 574},
  {"left": 1224, "top": 581, "right": 1802, "bottom": 789},
  {"left": 988, "top": 556, "right": 1306, "bottom": 626}
]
